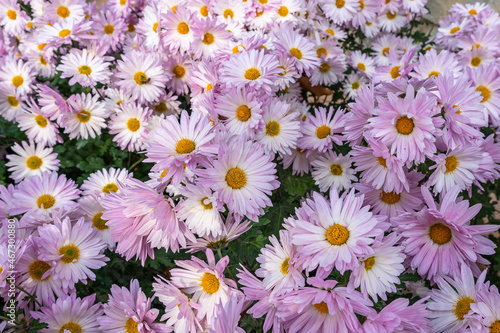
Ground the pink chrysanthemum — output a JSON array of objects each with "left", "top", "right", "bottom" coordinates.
[
  {"left": 298, "top": 106, "right": 344, "bottom": 154},
  {"left": 108, "top": 101, "right": 151, "bottom": 152},
  {"left": 57, "top": 49, "right": 111, "bottom": 87},
  {"left": 6, "top": 140, "right": 59, "bottom": 183}
]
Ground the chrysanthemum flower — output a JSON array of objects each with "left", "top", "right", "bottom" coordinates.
[
  {"left": 191, "top": 17, "right": 230, "bottom": 59},
  {"left": 209, "top": 294, "right": 246, "bottom": 333},
  {"left": 368, "top": 85, "right": 438, "bottom": 166},
  {"left": 411, "top": 49, "right": 461, "bottom": 80},
  {"left": 379, "top": 9, "right": 409, "bottom": 32},
  {"left": 81, "top": 167, "right": 132, "bottom": 197},
  {"left": 298, "top": 106, "right": 344, "bottom": 154},
  {"left": 467, "top": 63, "right": 500, "bottom": 125},
  {"left": 427, "top": 265, "right": 486, "bottom": 333},
  {"left": 37, "top": 20, "right": 94, "bottom": 48},
  {"left": 470, "top": 283, "right": 500, "bottom": 333},
  {"left": 108, "top": 101, "right": 151, "bottom": 152},
  {"left": 212, "top": 0, "right": 246, "bottom": 23},
  {"left": 26, "top": 51, "right": 56, "bottom": 79},
  {"left": 44, "top": 0, "right": 85, "bottom": 24},
  {"left": 310, "top": 56, "right": 346, "bottom": 86},
  {"left": 77, "top": 195, "right": 114, "bottom": 249},
  {"left": 274, "top": 27, "right": 320, "bottom": 75},
  {"left": 0, "top": 84, "right": 26, "bottom": 122},
  {"left": 11, "top": 171, "right": 80, "bottom": 217},
  {"left": 17, "top": 103, "right": 62, "bottom": 147},
  {"left": 98, "top": 279, "right": 171, "bottom": 333},
  {"left": 256, "top": 99, "right": 301, "bottom": 155},
  {"left": 31, "top": 294, "right": 103, "bottom": 333},
  {"left": 165, "top": 53, "right": 191, "bottom": 95},
  {"left": 0, "top": 59, "right": 34, "bottom": 96},
  {"left": 395, "top": 186, "right": 499, "bottom": 280},
  {"left": 288, "top": 190, "right": 386, "bottom": 274},
  {"left": 115, "top": 50, "right": 167, "bottom": 103},
  {"left": 145, "top": 110, "right": 218, "bottom": 186},
  {"left": 280, "top": 148, "right": 317, "bottom": 176},
  {"left": 348, "top": 233, "right": 405, "bottom": 302},
  {"left": 136, "top": 3, "right": 163, "bottom": 51},
  {"left": 162, "top": 6, "right": 195, "bottom": 52},
  {"left": 198, "top": 138, "right": 279, "bottom": 221},
  {"left": 57, "top": 49, "right": 111, "bottom": 87},
  {"left": 349, "top": 50, "right": 376, "bottom": 77},
  {"left": 311, "top": 151, "right": 356, "bottom": 192},
  {"left": 36, "top": 84, "right": 71, "bottom": 121},
  {"left": 0, "top": 0, "right": 28, "bottom": 36},
  {"left": 6, "top": 140, "right": 59, "bottom": 183},
  {"left": 170, "top": 249, "right": 240, "bottom": 321},
  {"left": 37, "top": 216, "right": 108, "bottom": 289},
  {"left": 323, "top": 0, "right": 360, "bottom": 24},
  {"left": 93, "top": 10, "right": 126, "bottom": 52}
]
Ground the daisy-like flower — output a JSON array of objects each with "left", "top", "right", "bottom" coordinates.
[
  {"left": 255, "top": 99, "right": 301, "bottom": 155},
  {"left": 170, "top": 249, "right": 240, "bottom": 321},
  {"left": 6, "top": 140, "right": 59, "bottom": 183},
  {"left": 394, "top": 186, "right": 499, "bottom": 280},
  {"left": 255, "top": 230, "right": 304, "bottom": 296},
  {"left": 175, "top": 183, "right": 224, "bottom": 237},
  {"left": 165, "top": 53, "right": 191, "bottom": 96},
  {"left": 411, "top": 49, "right": 461, "bottom": 80},
  {"left": 198, "top": 138, "right": 279, "bottom": 221},
  {"left": 470, "top": 283, "right": 500, "bottom": 333},
  {"left": 212, "top": 0, "right": 246, "bottom": 23},
  {"left": 349, "top": 50, "right": 376, "bottom": 78},
  {"left": 98, "top": 279, "right": 171, "bottom": 333},
  {"left": 298, "top": 106, "right": 344, "bottom": 154},
  {"left": 37, "top": 20, "right": 94, "bottom": 48},
  {"left": 17, "top": 103, "right": 62, "bottom": 147},
  {"left": 467, "top": 63, "right": 500, "bottom": 125},
  {"left": 37, "top": 216, "right": 108, "bottom": 289},
  {"left": 379, "top": 9, "right": 408, "bottom": 32},
  {"left": 78, "top": 195, "right": 114, "bottom": 249},
  {"left": 274, "top": 27, "right": 320, "bottom": 75},
  {"left": 323, "top": 0, "right": 360, "bottom": 24},
  {"left": 288, "top": 190, "right": 386, "bottom": 274},
  {"left": 311, "top": 151, "right": 357, "bottom": 192},
  {"left": 93, "top": 10, "right": 126, "bottom": 52},
  {"left": 0, "top": 59, "right": 34, "bottom": 96},
  {"left": 0, "top": 0, "right": 28, "bottom": 36},
  {"left": 215, "top": 87, "right": 263, "bottom": 138},
  {"left": 31, "top": 294, "right": 103, "bottom": 333},
  {"left": 209, "top": 294, "right": 246, "bottom": 333},
  {"left": 162, "top": 6, "right": 195, "bottom": 52},
  {"left": 427, "top": 265, "right": 486, "bottom": 333},
  {"left": 368, "top": 85, "right": 438, "bottom": 166},
  {"left": 145, "top": 110, "right": 218, "bottom": 186},
  {"left": 348, "top": 233, "right": 405, "bottom": 302},
  {"left": 191, "top": 17, "right": 230, "bottom": 59},
  {"left": 220, "top": 49, "right": 281, "bottom": 92},
  {"left": 108, "top": 101, "right": 151, "bottom": 152},
  {"left": 115, "top": 50, "right": 167, "bottom": 103},
  {"left": 44, "top": 0, "right": 85, "bottom": 24},
  {"left": 427, "top": 146, "right": 482, "bottom": 194},
  {"left": 279, "top": 276, "right": 372, "bottom": 333},
  {"left": 0, "top": 84, "right": 26, "bottom": 122},
  {"left": 459, "top": 47, "right": 495, "bottom": 69},
  {"left": 11, "top": 171, "right": 80, "bottom": 217},
  {"left": 135, "top": 3, "right": 162, "bottom": 51},
  {"left": 81, "top": 167, "right": 132, "bottom": 197},
  {"left": 57, "top": 48, "right": 111, "bottom": 87},
  {"left": 310, "top": 56, "right": 346, "bottom": 87},
  {"left": 60, "top": 92, "right": 107, "bottom": 140},
  {"left": 26, "top": 51, "right": 56, "bottom": 79}
]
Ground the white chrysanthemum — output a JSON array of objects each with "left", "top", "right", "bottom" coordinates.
[
  {"left": 78, "top": 195, "right": 115, "bottom": 249},
  {"left": 108, "top": 102, "right": 151, "bottom": 152},
  {"left": 61, "top": 93, "right": 108, "bottom": 140},
  {"left": 0, "top": 59, "right": 34, "bottom": 96},
  {"left": 6, "top": 141, "right": 59, "bottom": 183},
  {"left": 0, "top": 85, "right": 26, "bottom": 121},
  {"left": 57, "top": 49, "right": 111, "bottom": 87},
  {"left": 311, "top": 151, "right": 357, "bottom": 192},
  {"left": 81, "top": 167, "right": 132, "bottom": 197}
]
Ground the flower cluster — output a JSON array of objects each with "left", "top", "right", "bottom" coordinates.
[{"left": 1, "top": 0, "right": 500, "bottom": 332}]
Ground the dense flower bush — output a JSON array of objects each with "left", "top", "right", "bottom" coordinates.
[{"left": 1, "top": 0, "right": 500, "bottom": 332}]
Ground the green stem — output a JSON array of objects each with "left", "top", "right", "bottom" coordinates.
[{"left": 15, "top": 284, "right": 42, "bottom": 307}]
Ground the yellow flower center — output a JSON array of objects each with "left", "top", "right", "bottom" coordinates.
[
  {"left": 396, "top": 116, "right": 414, "bottom": 135},
  {"left": 319, "top": 63, "right": 330, "bottom": 73},
  {"left": 377, "top": 156, "right": 387, "bottom": 168},
  {"left": 58, "top": 244, "right": 80, "bottom": 263},
  {"left": 120, "top": 0, "right": 126, "bottom": 5},
  {"left": 35, "top": 114, "right": 48, "bottom": 128},
  {"left": 38, "top": 43, "right": 47, "bottom": 51},
  {"left": 152, "top": 22, "right": 158, "bottom": 33},
  {"left": 382, "top": 47, "right": 390, "bottom": 56},
  {"left": 445, "top": 155, "right": 459, "bottom": 173},
  {"left": 453, "top": 296, "right": 474, "bottom": 320},
  {"left": 280, "top": 258, "right": 290, "bottom": 274},
  {"left": 259, "top": 0, "right": 268, "bottom": 3},
  {"left": 491, "top": 321, "right": 500, "bottom": 333},
  {"left": 26, "top": 156, "right": 43, "bottom": 170},
  {"left": 124, "top": 318, "right": 138, "bottom": 333},
  {"left": 357, "top": 63, "right": 366, "bottom": 71},
  {"left": 39, "top": 56, "right": 47, "bottom": 65},
  {"left": 7, "top": 96, "right": 18, "bottom": 107},
  {"left": 203, "top": 32, "right": 214, "bottom": 45},
  {"left": 12, "top": 75, "right": 23, "bottom": 88},
  {"left": 236, "top": 105, "right": 251, "bottom": 121},
  {"left": 429, "top": 223, "right": 452, "bottom": 245},
  {"left": 133, "top": 72, "right": 148, "bottom": 85},
  {"left": 469, "top": 9, "right": 477, "bottom": 15},
  {"left": 428, "top": 71, "right": 439, "bottom": 78},
  {"left": 351, "top": 81, "right": 360, "bottom": 90},
  {"left": 265, "top": 120, "right": 280, "bottom": 137},
  {"left": 76, "top": 110, "right": 91, "bottom": 123},
  {"left": 57, "top": 6, "right": 70, "bottom": 18},
  {"left": 206, "top": 83, "right": 213, "bottom": 92},
  {"left": 317, "top": 47, "right": 327, "bottom": 58},
  {"left": 278, "top": 6, "right": 289, "bottom": 17},
  {"left": 326, "top": 224, "right": 349, "bottom": 245},
  {"left": 200, "top": 272, "right": 220, "bottom": 294},
  {"left": 7, "top": 9, "right": 16, "bottom": 20},
  {"left": 27, "top": 21, "right": 33, "bottom": 28},
  {"left": 159, "top": 169, "right": 168, "bottom": 178},
  {"left": 173, "top": 65, "right": 185, "bottom": 78},
  {"left": 223, "top": 9, "right": 234, "bottom": 19},
  {"left": 364, "top": 256, "right": 375, "bottom": 271},
  {"left": 59, "top": 321, "right": 82, "bottom": 333},
  {"left": 244, "top": 68, "right": 261, "bottom": 80},
  {"left": 225, "top": 167, "right": 247, "bottom": 189},
  {"left": 200, "top": 197, "right": 213, "bottom": 210},
  {"left": 29, "top": 260, "right": 51, "bottom": 281},
  {"left": 155, "top": 102, "right": 167, "bottom": 113},
  {"left": 200, "top": 5, "right": 208, "bottom": 16},
  {"left": 476, "top": 85, "right": 491, "bottom": 103},
  {"left": 102, "top": 183, "right": 119, "bottom": 193},
  {"left": 104, "top": 24, "right": 114, "bottom": 34},
  {"left": 177, "top": 22, "right": 189, "bottom": 34},
  {"left": 127, "top": 118, "right": 140, "bottom": 132},
  {"left": 330, "top": 164, "right": 343, "bottom": 176},
  {"left": 176, "top": 138, "right": 196, "bottom": 154},
  {"left": 314, "top": 301, "right": 329, "bottom": 314},
  {"left": 450, "top": 26, "right": 460, "bottom": 34},
  {"left": 290, "top": 48, "right": 302, "bottom": 60},
  {"left": 37, "top": 194, "right": 55, "bottom": 209},
  {"left": 381, "top": 191, "right": 401, "bottom": 204},
  {"left": 326, "top": 28, "right": 335, "bottom": 35},
  {"left": 336, "top": 0, "right": 345, "bottom": 8},
  {"left": 59, "top": 29, "right": 71, "bottom": 38},
  {"left": 359, "top": 0, "right": 365, "bottom": 9},
  {"left": 315, "top": 125, "right": 330, "bottom": 139},
  {"left": 390, "top": 66, "right": 400, "bottom": 79},
  {"left": 92, "top": 212, "right": 108, "bottom": 230},
  {"left": 386, "top": 11, "right": 396, "bottom": 19},
  {"left": 470, "top": 57, "right": 481, "bottom": 67},
  {"left": 128, "top": 23, "right": 135, "bottom": 32},
  {"left": 78, "top": 65, "right": 92, "bottom": 75},
  {"left": 171, "top": 6, "right": 177, "bottom": 13},
  {"left": 256, "top": 10, "right": 264, "bottom": 17}
]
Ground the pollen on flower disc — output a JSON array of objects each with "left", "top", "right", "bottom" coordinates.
[
  {"left": 176, "top": 138, "right": 196, "bottom": 154},
  {"left": 12, "top": 75, "right": 23, "bottom": 88},
  {"left": 124, "top": 318, "right": 138, "bottom": 333},
  {"left": 92, "top": 212, "right": 109, "bottom": 230},
  {"left": 58, "top": 244, "right": 80, "bottom": 263},
  {"left": 280, "top": 258, "right": 290, "bottom": 274},
  {"left": 102, "top": 183, "right": 119, "bottom": 193},
  {"left": 244, "top": 68, "right": 261, "bottom": 80},
  {"left": 35, "top": 115, "right": 48, "bottom": 128},
  {"left": 77, "top": 110, "right": 91, "bottom": 123},
  {"left": 57, "top": 6, "right": 70, "bottom": 18},
  {"left": 326, "top": 224, "right": 349, "bottom": 245},
  {"left": 265, "top": 121, "right": 281, "bottom": 137},
  {"left": 330, "top": 164, "right": 343, "bottom": 176},
  {"left": 395, "top": 116, "right": 414, "bottom": 135},
  {"left": 364, "top": 257, "right": 375, "bottom": 271},
  {"left": 453, "top": 296, "right": 474, "bottom": 320},
  {"left": 429, "top": 223, "right": 452, "bottom": 245},
  {"left": 37, "top": 194, "right": 55, "bottom": 209},
  {"left": 445, "top": 156, "right": 459, "bottom": 173},
  {"left": 26, "top": 156, "right": 43, "bottom": 170},
  {"left": 126, "top": 118, "right": 140, "bottom": 132},
  {"left": 200, "top": 272, "right": 220, "bottom": 294},
  {"left": 225, "top": 167, "right": 247, "bottom": 189},
  {"left": 60, "top": 321, "right": 82, "bottom": 333},
  {"left": 29, "top": 260, "right": 51, "bottom": 281},
  {"left": 290, "top": 48, "right": 302, "bottom": 60},
  {"left": 314, "top": 301, "right": 329, "bottom": 314},
  {"left": 315, "top": 125, "right": 331, "bottom": 139},
  {"left": 236, "top": 105, "right": 251, "bottom": 121},
  {"left": 381, "top": 191, "right": 401, "bottom": 204}
]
